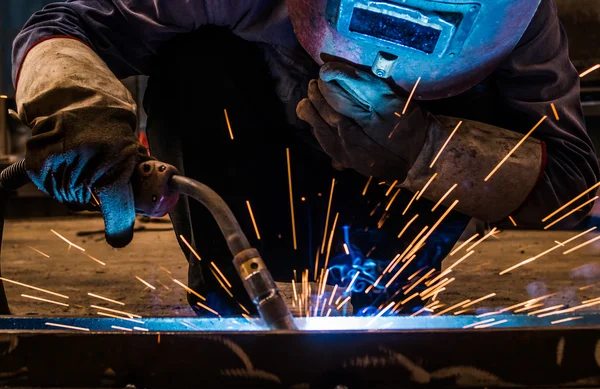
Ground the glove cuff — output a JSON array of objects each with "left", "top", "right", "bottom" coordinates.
[{"left": 401, "top": 115, "right": 543, "bottom": 222}]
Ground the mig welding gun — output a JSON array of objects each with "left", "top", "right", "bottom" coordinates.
[{"left": 0, "top": 159, "right": 297, "bottom": 331}]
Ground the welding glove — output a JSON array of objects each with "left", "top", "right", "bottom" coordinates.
[
  {"left": 16, "top": 38, "right": 152, "bottom": 248},
  {"left": 297, "top": 62, "right": 428, "bottom": 181}
]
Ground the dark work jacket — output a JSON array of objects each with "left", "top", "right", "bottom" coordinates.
[{"left": 12, "top": 0, "right": 599, "bottom": 228}]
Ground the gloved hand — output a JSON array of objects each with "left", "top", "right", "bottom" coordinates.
[
  {"left": 16, "top": 38, "right": 152, "bottom": 248},
  {"left": 297, "top": 62, "right": 428, "bottom": 181}
]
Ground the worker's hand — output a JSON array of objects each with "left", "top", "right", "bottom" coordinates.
[
  {"left": 297, "top": 62, "right": 428, "bottom": 181},
  {"left": 16, "top": 38, "right": 152, "bottom": 248}
]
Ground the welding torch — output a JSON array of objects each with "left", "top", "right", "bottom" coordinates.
[{"left": 0, "top": 159, "right": 297, "bottom": 330}]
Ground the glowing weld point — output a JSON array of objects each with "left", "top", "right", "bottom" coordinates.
[{"left": 50, "top": 229, "right": 85, "bottom": 251}]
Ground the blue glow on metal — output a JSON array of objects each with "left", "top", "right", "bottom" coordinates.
[{"left": 0, "top": 314, "right": 598, "bottom": 333}]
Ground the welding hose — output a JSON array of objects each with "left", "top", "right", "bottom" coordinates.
[{"left": 0, "top": 160, "right": 297, "bottom": 330}]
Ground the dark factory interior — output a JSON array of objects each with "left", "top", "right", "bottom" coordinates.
[{"left": 0, "top": 0, "right": 599, "bottom": 388}]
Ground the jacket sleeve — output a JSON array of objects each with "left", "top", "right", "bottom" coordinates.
[
  {"left": 12, "top": 0, "right": 293, "bottom": 85},
  {"left": 494, "top": 0, "right": 599, "bottom": 228}
]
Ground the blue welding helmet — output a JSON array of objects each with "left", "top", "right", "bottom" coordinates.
[{"left": 287, "top": 0, "right": 541, "bottom": 99}]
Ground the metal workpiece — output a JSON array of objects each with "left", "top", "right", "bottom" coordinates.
[
  {"left": 0, "top": 316, "right": 598, "bottom": 388},
  {"left": 234, "top": 248, "right": 297, "bottom": 330}
]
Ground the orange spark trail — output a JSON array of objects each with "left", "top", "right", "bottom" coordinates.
[
  {"left": 430, "top": 121, "right": 462, "bottom": 168},
  {"left": 463, "top": 318, "right": 495, "bottom": 328},
  {"left": 286, "top": 148, "right": 297, "bottom": 250},
  {"left": 197, "top": 302, "right": 220, "bottom": 316},
  {"left": 544, "top": 196, "right": 599, "bottom": 230},
  {"left": 91, "top": 305, "right": 142, "bottom": 318},
  {"left": 508, "top": 216, "right": 517, "bottom": 227},
  {"left": 417, "top": 173, "right": 437, "bottom": 200},
  {"left": 527, "top": 304, "right": 564, "bottom": 315},
  {"left": 485, "top": 116, "right": 547, "bottom": 181},
  {"left": 403, "top": 268, "right": 435, "bottom": 295},
  {"left": 321, "top": 178, "right": 336, "bottom": 254},
  {"left": 22, "top": 294, "right": 69, "bottom": 307},
  {"left": 542, "top": 182, "right": 600, "bottom": 222},
  {"left": 209, "top": 268, "right": 233, "bottom": 298},
  {"left": 27, "top": 245, "right": 49, "bottom": 258},
  {"left": 366, "top": 302, "right": 395, "bottom": 327},
  {"left": 563, "top": 234, "right": 600, "bottom": 255},
  {"left": 45, "top": 323, "right": 89, "bottom": 331},
  {"left": 50, "top": 229, "right": 85, "bottom": 251},
  {"left": 467, "top": 228, "right": 498, "bottom": 251},
  {"left": 385, "top": 180, "right": 398, "bottom": 196},
  {"left": 96, "top": 311, "right": 145, "bottom": 324},
  {"left": 397, "top": 214, "right": 419, "bottom": 239},
  {"left": 579, "top": 64, "right": 600, "bottom": 78},
  {"left": 475, "top": 319, "right": 507, "bottom": 329},
  {"left": 407, "top": 266, "right": 427, "bottom": 281},
  {"left": 386, "top": 188, "right": 402, "bottom": 211},
  {"left": 210, "top": 262, "right": 232, "bottom": 288},
  {"left": 426, "top": 251, "right": 474, "bottom": 286},
  {"left": 0, "top": 277, "right": 68, "bottom": 299},
  {"left": 323, "top": 212, "right": 339, "bottom": 271},
  {"left": 87, "top": 293, "right": 124, "bottom": 305},
  {"left": 550, "top": 103, "right": 560, "bottom": 121},
  {"left": 83, "top": 253, "right": 105, "bottom": 266},
  {"left": 135, "top": 276, "right": 156, "bottom": 290},
  {"left": 343, "top": 243, "right": 350, "bottom": 255},
  {"left": 224, "top": 109, "right": 234, "bottom": 140},
  {"left": 179, "top": 235, "right": 202, "bottom": 261},
  {"left": 402, "top": 77, "right": 421, "bottom": 115},
  {"left": 434, "top": 299, "right": 471, "bottom": 316},
  {"left": 402, "top": 191, "right": 419, "bottom": 215},
  {"left": 172, "top": 279, "right": 207, "bottom": 301},
  {"left": 462, "top": 293, "right": 496, "bottom": 308},
  {"left": 337, "top": 296, "right": 351, "bottom": 310},
  {"left": 551, "top": 317, "right": 583, "bottom": 325},
  {"left": 362, "top": 176, "right": 373, "bottom": 196},
  {"left": 246, "top": 201, "right": 261, "bottom": 240}
]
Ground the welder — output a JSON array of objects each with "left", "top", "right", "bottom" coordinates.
[{"left": 10, "top": 0, "right": 598, "bottom": 315}]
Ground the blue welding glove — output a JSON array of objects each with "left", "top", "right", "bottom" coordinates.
[
  {"left": 297, "top": 62, "right": 428, "bottom": 181},
  {"left": 16, "top": 38, "right": 152, "bottom": 248}
]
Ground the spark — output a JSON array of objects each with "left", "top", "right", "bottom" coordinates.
[
  {"left": 26, "top": 245, "right": 49, "bottom": 258},
  {"left": 87, "top": 293, "right": 125, "bottom": 305},
  {"left": 450, "top": 233, "right": 479, "bottom": 256},
  {"left": 210, "top": 262, "right": 232, "bottom": 288},
  {"left": 407, "top": 267, "right": 427, "bottom": 281},
  {"left": 410, "top": 306, "right": 430, "bottom": 316},
  {"left": 476, "top": 311, "right": 502, "bottom": 318},
  {"left": 45, "top": 323, "right": 89, "bottom": 331},
  {"left": 159, "top": 266, "right": 172, "bottom": 275},
  {"left": 580, "top": 282, "right": 600, "bottom": 290},
  {"left": 366, "top": 246, "right": 376, "bottom": 257},
  {"left": 111, "top": 325, "right": 132, "bottom": 331},
  {"left": 417, "top": 173, "right": 437, "bottom": 201},
  {"left": 292, "top": 279, "right": 298, "bottom": 302},
  {"left": 314, "top": 249, "right": 320, "bottom": 281},
  {"left": 197, "top": 302, "right": 220, "bottom": 316},
  {"left": 500, "top": 227, "right": 597, "bottom": 274},
  {"left": 345, "top": 271, "right": 360, "bottom": 293},
  {"left": 366, "top": 302, "right": 395, "bottom": 327},
  {"left": 362, "top": 176, "right": 373, "bottom": 196},
  {"left": 579, "top": 64, "right": 600, "bottom": 78},
  {"left": 370, "top": 203, "right": 381, "bottom": 217},
  {"left": 328, "top": 284, "right": 339, "bottom": 306},
  {"left": 381, "top": 254, "right": 401, "bottom": 277},
  {"left": 326, "top": 308, "right": 332, "bottom": 317},
  {"left": 172, "top": 279, "right": 206, "bottom": 301},
  {"left": 431, "top": 288, "right": 445, "bottom": 301},
  {"left": 544, "top": 196, "right": 599, "bottom": 230},
  {"left": 475, "top": 319, "right": 507, "bottom": 329},
  {"left": 563, "top": 234, "right": 600, "bottom": 255},
  {"left": 0, "top": 277, "right": 68, "bottom": 299},
  {"left": 386, "top": 188, "right": 402, "bottom": 211},
  {"left": 343, "top": 243, "right": 350, "bottom": 255},
  {"left": 551, "top": 317, "right": 584, "bottom": 325},
  {"left": 426, "top": 251, "right": 474, "bottom": 286},
  {"left": 134, "top": 327, "right": 149, "bottom": 331},
  {"left": 245, "top": 201, "right": 261, "bottom": 240},
  {"left": 320, "top": 297, "right": 327, "bottom": 316},
  {"left": 462, "top": 293, "right": 496, "bottom": 308},
  {"left": 508, "top": 216, "right": 517, "bottom": 227},
  {"left": 404, "top": 268, "right": 435, "bottom": 295},
  {"left": 319, "top": 269, "right": 330, "bottom": 301},
  {"left": 209, "top": 268, "right": 233, "bottom": 298},
  {"left": 156, "top": 280, "right": 170, "bottom": 290},
  {"left": 238, "top": 302, "right": 250, "bottom": 315},
  {"left": 514, "top": 303, "right": 545, "bottom": 313},
  {"left": 87, "top": 184, "right": 100, "bottom": 207},
  {"left": 386, "top": 249, "right": 421, "bottom": 288},
  {"left": 433, "top": 299, "right": 471, "bottom": 316},
  {"left": 21, "top": 294, "right": 69, "bottom": 307},
  {"left": 538, "top": 300, "right": 600, "bottom": 317},
  {"left": 91, "top": 305, "right": 142, "bottom": 318},
  {"left": 542, "top": 182, "right": 600, "bottom": 222},
  {"left": 409, "top": 200, "right": 459, "bottom": 259},
  {"left": 179, "top": 235, "right": 202, "bottom": 261},
  {"left": 463, "top": 319, "right": 495, "bottom": 328},
  {"left": 241, "top": 313, "right": 252, "bottom": 320},
  {"left": 397, "top": 214, "right": 419, "bottom": 239},
  {"left": 499, "top": 294, "right": 556, "bottom": 313},
  {"left": 320, "top": 178, "right": 336, "bottom": 255},
  {"left": 484, "top": 116, "right": 547, "bottom": 181},
  {"left": 453, "top": 309, "right": 473, "bottom": 315},
  {"left": 83, "top": 253, "right": 105, "bottom": 266},
  {"left": 394, "top": 112, "right": 402, "bottom": 117},
  {"left": 402, "top": 191, "right": 419, "bottom": 215},
  {"left": 401, "top": 292, "right": 419, "bottom": 305},
  {"left": 323, "top": 212, "right": 339, "bottom": 271},
  {"left": 402, "top": 77, "right": 421, "bottom": 115},
  {"left": 377, "top": 212, "right": 390, "bottom": 229},
  {"left": 397, "top": 225, "right": 430, "bottom": 266},
  {"left": 467, "top": 228, "right": 498, "bottom": 251},
  {"left": 336, "top": 296, "right": 351, "bottom": 310},
  {"left": 96, "top": 311, "right": 145, "bottom": 324},
  {"left": 50, "top": 229, "right": 85, "bottom": 251},
  {"left": 385, "top": 180, "right": 398, "bottom": 196},
  {"left": 286, "top": 148, "right": 297, "bottom": 250},
  {"left": 430, "top": 121, "right": 463, "bottom": 168},
  {"left": 135, "top": 276, "right": 156, "bottom": 290},
  {"left": 421, "top": 278, "right": 455, "bottom": 300},
  {"left": 365, "top": 284, "right": 374, "bottom": 294},
  {"left": 550, "top": 103, "right": 560, "bottom": 121},
  {"left": 224, "top": 108, "right": 234, "bottom": 140}
]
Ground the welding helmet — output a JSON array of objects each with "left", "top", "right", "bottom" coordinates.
[{"left": 287, "top": 0, "right": 541, "bottom": 99}]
